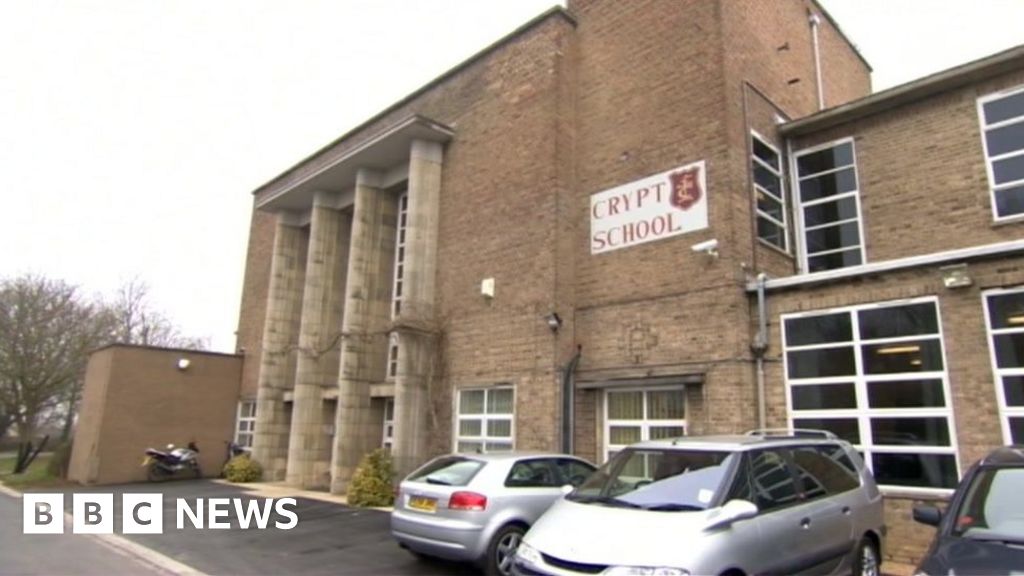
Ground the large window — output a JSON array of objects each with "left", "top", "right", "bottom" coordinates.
[
  {"left": 455, "top": 387, "right": 514, "bottom": 453},
  {"left": 783, "top": 299, "right": 959, "bottom": 490},
  {"left": 978, "top": 86, "right": 1024, "bottom": 220},
  {"left": 983, "top": 287, "right": 1024, "bottom": 444},
  {"left": 752, "top": 134, "right": 789, "bottom": 252},
  {"left": 386, "top": 192, "right": 409, "bottom": 382},
  {"left": 604, "top": 388, "right": 686, "bottom": 462},
  {"left": 382, "top": 398, "right": 395, "bottom": 451},
  {"left": 794, "top": 139, "right": 864, "bottom": 273},
  {"left": 235, "top": 401, "right": 257, "bottom": 449}
]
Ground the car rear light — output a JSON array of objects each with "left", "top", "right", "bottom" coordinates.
[{"left": 448, "top": 491, "right": 487, "bottom": 511}]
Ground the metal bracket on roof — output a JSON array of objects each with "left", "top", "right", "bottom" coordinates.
[{"left": 744, "top": 428, "right": 838, "bottom": 440}]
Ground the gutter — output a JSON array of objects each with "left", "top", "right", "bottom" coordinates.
[
  {"left": 561, "top": 345, "right": 582, "bottom": 454},
  {"left": 745, "top": 239, "right": 1024, "bottom": 293}
]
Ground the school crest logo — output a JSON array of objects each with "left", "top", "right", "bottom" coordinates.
[{"left": 668, "top": 167, "right": 702, "bottom": 211}]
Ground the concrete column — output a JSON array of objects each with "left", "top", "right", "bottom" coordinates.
[
  {"left": 393, "top": 139, "right": 444, "bottom": 478},
  {"left": 331, "top": 169, "right": 398, "bottom": 493},
  {"left": 252, "top": 213, "right": 308, "bottom": 481},
  {"left": 286, "top": 192, "right": 351, "bottom": 489}
]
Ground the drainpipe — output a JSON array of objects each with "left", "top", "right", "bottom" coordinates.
[
  {"left": 809, "top": 12, "right": 825, "bottom": 111},
  {"left": 561, "top": 345, "right": 582, "bottom": 454},
  {"left": 752, "top": 273, "right": 769, "bottom": 430}
]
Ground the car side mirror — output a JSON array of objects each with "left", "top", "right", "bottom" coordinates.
[
  {"left": 913, "top": 504, "right": 942, "bottom": 527},
  {"left": 705, "top": 499, "right": 758, "bottom": 531}
]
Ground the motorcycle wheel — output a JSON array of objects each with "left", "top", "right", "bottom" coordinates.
[{"left": 147, "top": 462, "right": 171, "bottom": 482}]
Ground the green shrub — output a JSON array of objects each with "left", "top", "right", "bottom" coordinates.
[
  {"left": 223, "top": 454, "right": 263, "bottom": 483},
  {"left": 47, "top": 442, "right": 73, "bottom": 479},
  {"left": 346, "top": 448, "right": 394, "bottom": 507}
]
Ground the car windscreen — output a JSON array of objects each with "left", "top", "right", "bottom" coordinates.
[
  {"left": 407, "top": 456, "right": 485, "bottom": 487},
  {"left": 568, "top": 448, "right": 737, "bottom": 511},
  {"left": 953, "top": 467, "right": 1024, "bottom": 544}
]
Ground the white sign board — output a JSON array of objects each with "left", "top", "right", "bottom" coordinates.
[{"left": 590, "top": 160, "right": 708, "bottom": 254}]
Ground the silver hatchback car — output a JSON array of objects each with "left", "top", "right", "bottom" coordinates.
[
  {"left": 391, "top": 452, "right": 596, "bottom": 575},
  {"left": 515, "top": 431, "right": 885, "bottom": 576}
]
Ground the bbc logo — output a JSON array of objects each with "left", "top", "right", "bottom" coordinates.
[{"left": 23, "top": 493, "right": 163, "bottom": 535}]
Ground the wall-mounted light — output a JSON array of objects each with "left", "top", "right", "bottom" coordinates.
[
  {"left": 481, "top": 277, "right": 495, "bottom": 300},
  {"left": 176, "top": 358, "right": 191, "bottom": 371},
  {"left": 545, "top": 312, "right": 562, "bottom": 332},
  {"left": 940, "top": 263, "right": 972, "bottom": 289}
]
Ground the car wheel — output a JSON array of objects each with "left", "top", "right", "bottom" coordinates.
[
  {"left": 485, "top": 524, "right": 525, "bottom": 576},
  {"left": 852, "top": 536, "right": 879, "bottom": 576}
]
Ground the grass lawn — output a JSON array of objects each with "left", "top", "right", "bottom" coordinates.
[{"left": 0, "top": 452, "right": 69, "bottom": 489}]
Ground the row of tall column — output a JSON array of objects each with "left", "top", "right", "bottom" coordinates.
[{"left": 251, "top": 139, "right": 445, "bottom": 491}]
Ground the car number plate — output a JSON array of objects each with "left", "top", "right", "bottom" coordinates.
[{"left": 408, "top": 496, "right": 437, "bottom": 513}]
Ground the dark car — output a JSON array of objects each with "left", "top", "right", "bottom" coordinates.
[{"left": 912, "top": 445, "right": 1024, "bottom": 576}]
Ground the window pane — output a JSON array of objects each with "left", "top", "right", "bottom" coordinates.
[
  {"left": 488, "top": 389, "right": 514, "bottom": 414},
  {"left": 791, "top": 383, "right": 857, "bottom": 410},
  {"left": 787, "top": 346, "right": 856, "bottom": 379},
  {"left": 485, "top": 442, "right": 513, "bottom": 453},
  {"left": 862, "top": 339, "right": 944, "bottom": 374},
  {"left": 756, "top": 188, "right": 784, "bottom": 218},
  {"left": 994, "top": 332, "right": 1024, "bottom": 368},
  {"left": 993, "top": 154, "right": 1024, "bottom": 185},
  {"left": 791, "top": 446, "right": 859, "bottom": 499},
  {"left": 608, "top": 391, "right": 643, "bottom": 419},
  {"left": 752, "top": 138, "right": 780, "bottom": 169},
  {"left": 868, "top": 379, "right": 946, "bottom": 408},
  {"left": 757, "top": 218, "right": 786, "bottom": 249},
  {"left": 609, "top": 426, "right": 642, "bottom": 445},
  {"left": 647, "top": 390, "right": 685, "bottom": 419},
  {"left": 459, "top": 419, "right": 482, "bottom": 437},
  {"left": 750, "top": 450, "right": 800, "bottom": 512},
  {"left": 805, "top": 221, "right": 861, "bottom": 254},
  {"left": 983, "top": 91, "right": 1024, "bottom": 124},
  {"left": 797, "top": 142, "right": 854, "bottom": 176},
  {"left": 995, "top": 184, "right": 1024, "bottom": 218},
  {"left": 808, "top": 249, "right": 862, "bottom": 272},
  {"left": 986, "top": 122, "right": 1024, "bottom": 157},
  {"left": 793, "top": 418, "right": 861, "bottom": 444},
  {"left": 487, "top": 420, "right": 512, "bottom": 438},
  {"left": 871, "top": 417, "right": 951, "bottom": 447},
  {"left": 1004, "top": 376, "right": 1024, "bottom": 406},
  {"left": 457, "top": 441, "right": 483, "bottom": 453},
  {"left": 803, "top": 196, "right": 859, "bottom": 228},
  {"left": 799, "top": 168, "right": 857, "bottom": 202},
  {"left": 859, "top": 303, "right": 939, "bottom": 340},
  {"left": 987, "top": 292, "right": 1024, "bottom": 329},
  {"left": 754, "top": 165, "right": 782, "bottom": 197},
  {"left": 1011, "top": 417, "right": 1024, "bottom": 444},
  {"left": 460, "top": 390, "right": 485, "bottom": 415},
  {"left": 649, "top": 426, "right": 685, "bottom": 440},
  {"left": 871, "top": 452, "right": 958, "bottom": 489},
  {"left": 785, "top": 313, "right": 852, "bottom": 346}
]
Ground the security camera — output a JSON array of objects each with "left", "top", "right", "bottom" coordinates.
[{"left": 691, "top": 239, "right": 719, "bottom": 256}]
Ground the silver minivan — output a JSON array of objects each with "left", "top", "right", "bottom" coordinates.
[{"left": 514, "top": 431, "right": 885, "bottom": 576}]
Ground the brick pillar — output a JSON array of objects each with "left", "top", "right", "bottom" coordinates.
[
  {"left": 286, "top": 192, "right": 350, "bottom": 489},
  {"left": 393, "top": 139, "right": 444, "bottom": 479},
  {"left": 252, "top": 213, "right": 308, "bottom": 481},
  {"left": 331, "top": 169, "right": 398, "bottom": 493}
]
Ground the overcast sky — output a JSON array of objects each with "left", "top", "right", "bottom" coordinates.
[{"left": 2, "top": 1, "right": 1022, "bottom": 353}]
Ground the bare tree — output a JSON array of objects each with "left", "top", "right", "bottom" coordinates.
[
  {"left": 105, "top": 277, "right": 207, "bottom": 349},
  {"left": 0, "top": 276, "right": 111, "bottom": 445}
]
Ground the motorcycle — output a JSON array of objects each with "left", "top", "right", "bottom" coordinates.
[{"left": 142, "top": 441, "right": 201, "bottom": 481}]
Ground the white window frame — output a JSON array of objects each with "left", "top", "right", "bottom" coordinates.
[
  {"left": 386, "top": 333, "right": 399, "bottom": 381},
  {"left": 782, "top": 296, "right": 959, "bottom": 495},
  {"left": 603, "top": 386, "right": 687, "bottom": 463},
  {"left": 982, "top": 286, "right": 1024, "bottom": 444},
  {"left": 751, "top": 131, "right": 789, "bottom": 253},
  {"left": 235, "top": 400, "right": 257, "bottom": 449},
  {"left": 391, "top": 191, "right": 409, "bottom": 318},
  {"left": 977, "top": 84, "right": 1024, "bottom": 222},
  {"left": 454, "top": 386, "right": 515, "bottom": 453},
  {"left": 382, "top": 397, "right": 395, "bottom": 451},
  {"left": 791, "top": 137, "right": 867, "bottom": 274}
]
